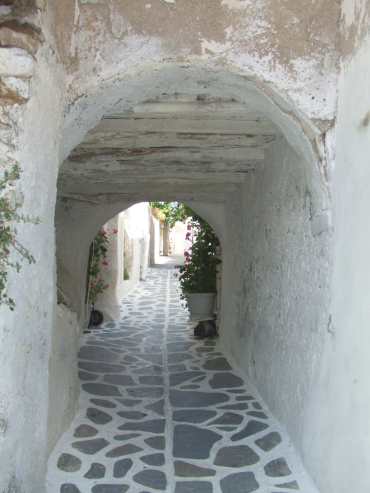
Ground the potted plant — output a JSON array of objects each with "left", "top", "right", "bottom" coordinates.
[
  {"left": 149, "top": 202, "right": 221, "bottom": 320},
  {"left": 179, "top": 215, "right": 221, "bottom": 321}
]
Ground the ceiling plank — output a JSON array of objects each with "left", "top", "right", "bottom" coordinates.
[
  {"left": 130, "top": 102, "right": 261, "bottom": 115},
  {"left": 69, "top": 147, "right": 264, "bottom": 162},
  {"left": 81, "top": 132, "right": 276, "bottom": 149},
  {"left": 95, "top": 118, "right": 277, "bottom": 135},
  {"left": 64, "top": 161, "right": 256, "bottom": 174}
]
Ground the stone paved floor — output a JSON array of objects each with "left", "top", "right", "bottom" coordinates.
[{"left": 47, "top": 266, "right": 319, "bottom": 493}]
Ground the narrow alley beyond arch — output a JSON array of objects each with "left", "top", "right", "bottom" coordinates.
[{"left": 47, "top": 264, "right": 317, "bottom": 493}]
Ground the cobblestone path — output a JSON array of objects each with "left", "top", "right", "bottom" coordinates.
[{"left": 47, "top": 266, "right": 318, "bottom": 493}]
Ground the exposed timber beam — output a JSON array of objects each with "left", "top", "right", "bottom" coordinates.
[{"left": 96, "top": 118, "right": 277, "bottom": 135}]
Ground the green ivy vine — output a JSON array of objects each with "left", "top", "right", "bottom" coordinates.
[
  {"left": 150, "top": 201, "right": 192, "bottom": 228},
  {"left": 0, "top": 163, "right": 38, "bottom": 310}
]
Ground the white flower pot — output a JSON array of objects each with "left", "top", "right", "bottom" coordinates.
[{"left": 185, "top": 293, "right": 216, "bottom": 321}]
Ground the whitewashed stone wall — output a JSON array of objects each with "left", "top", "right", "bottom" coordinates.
[
  {"left": 149, "top": 214, "right": 161, "bottom": 266},
  {"left": 169, "top": 221, "right": 187, "bottom": 257},
  {"left": 94, "top": 204, "right": 151, "bottom": 320},
  {"left": 300, "top": 24, "right": 370, "bottom": 493},
  {"left": 220, "top": 136, "right": 332, "bottom": 468},
  {"left": 120, "top": 203, "right": 151, "bottom": 291},
  {"left": 0, "top": 41, "right": 64, "bottom": 493},
  {"left": 48, "top": 304, "right": 79, "bottom": 455}
]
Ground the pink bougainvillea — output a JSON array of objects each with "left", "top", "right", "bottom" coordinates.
[{"left": 88, "top": 227, "right": 118, "bottom": 304}]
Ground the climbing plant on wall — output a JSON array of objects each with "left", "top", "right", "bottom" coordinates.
[
  {"left": 150, "top": 201, "right": 192, "bottom": 228},
  {"left": 0, "top": 164, "right": 38, "bottom": 310},
  {"left": 87, "top": 227, "right": 118, "bottom": 305},
  {"left": 87, "top": 229, "right": 110, "bottom": 305}
]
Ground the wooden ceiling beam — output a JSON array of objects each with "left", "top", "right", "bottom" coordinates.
[
  {"left": 96, "top": 118, "right": 277, "bottom": 135},
  {"left": 81, "top": 132, "right": 276, "bottom": 149}
]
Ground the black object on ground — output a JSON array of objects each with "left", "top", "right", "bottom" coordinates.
[
  {"left": 194, "top": 320, "right": 218, "bottom": 339},
  {"left": 89, "top": 308, "right": 104, "bottom": 327}
]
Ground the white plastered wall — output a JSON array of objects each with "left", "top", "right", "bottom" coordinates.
[
  {"left": 219, "top": 136, "right": 332, "bottom": 489},
  {"left": 300, "top": 29, "right": 370, "bottom": 493},
  {"left": 120, "top": 203, "right": 151, "bottom": 293},
  {"left": 0, "top": 50, "right": 64, "bottom": 492},
  {"left": 94, "top": 203, "right": 151, "bottom": 320},
  {"left": 169, "top": 221, "right": 186, "bottom": 257},
  {"left": 149, "top": 214, "right": 161, "bottom": 266},
  {"left": 48, "top": 304, "right": 80, "bottom": 455}
]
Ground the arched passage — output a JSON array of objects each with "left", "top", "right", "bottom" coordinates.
[
  {"left": 2, "top": 3, "right": 369, "bottom": 492},
  {"left": 56, "top": 197, "right": 226, "bottom": 323},
  {"left": 77, "top": 202, "right": 223, "bottom": 320},
  {"left": 52, "top": 64, "right": 332, "bottom": 489}
]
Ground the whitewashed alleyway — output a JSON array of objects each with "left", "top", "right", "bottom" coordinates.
[{"left": 47, "top": 266, "right": 318, "bottom": 493}]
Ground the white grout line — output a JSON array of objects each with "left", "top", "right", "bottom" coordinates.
[{"left": 163, "top": 269, "right": 176, "bottom": 493}]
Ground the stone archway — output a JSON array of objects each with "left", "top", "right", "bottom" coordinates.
[
  {"left": 2, "top": 2, "right": 370, "bottom": 492},
  {"left": 54, "top": 63, "right": 332, "bottom": 481}
]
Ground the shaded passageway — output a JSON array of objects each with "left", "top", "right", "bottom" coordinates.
[
  {"left": 47, "top": 265, "right": 317, "bottom": 493},
  {"left": 52, "top": 70, "right": 331, "bottom": 493},
  {"left": 1, "top": 4, "right": 369, "bottom": 493}
]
